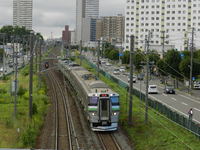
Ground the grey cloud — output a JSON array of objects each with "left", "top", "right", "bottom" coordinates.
[{"left": 1, "top": 0, "right": 124, "bottom": 39}]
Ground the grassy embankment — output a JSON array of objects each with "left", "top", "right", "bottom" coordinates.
[
  {"left": 77, "top": 58, "right": 200, "bottom": 150},
  {"left": 0, "top": 65, "right": 49, "bottom": 147}
]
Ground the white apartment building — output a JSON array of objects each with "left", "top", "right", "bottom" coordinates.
[
  {"left": 125, "top": 0, "right": 200, "bottom": 54},
  {"left": 13, "top": 0, "right": 32, "bottom": 30},
  {"left": 76, "top": 0, "right": 99, "bottom": 44}
]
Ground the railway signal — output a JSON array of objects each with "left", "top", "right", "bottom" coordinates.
[{"left": 44, "top": 62, "right": 49, "bottom": 69}]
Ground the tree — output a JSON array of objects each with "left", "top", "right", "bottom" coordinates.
[
  {"left": 179, "top": 57, "right": 190, "bottom": 78},
  {"left": 157, "top": 59, "right": 167, "bottom": 76},
  {"left": 133, "top": 50, "right": 145, "bottom": 71},
  {"left": 165, "top": 49, "right": 182, "bottom": 77},
  {"left": 149, "top": 50, "right": 160, "bottom": 64},
  {"left": 121, "top": 51, "right": 130, "bottom": 64}
]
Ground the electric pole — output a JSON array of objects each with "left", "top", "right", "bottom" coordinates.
[
  {"left": 2, "top": 34, "right": 6, "bottom": 77},
  {"left": 190, "top": 28, "right": 195, "bottom": 90},
  {"left": 161, "top": 31, "right": 165, "bottom": 58},
  {"left": 29, "top": 33, "right": 34, "bottom": 118},
  {"left": 80, "top": 40, "right": 82, "bottom": 65},
  {"left": 145, "top": 31, "right": 152, "bottom": 124},
  {"left": 128, "top": 35, "right": 134, "bottom": 125},
  {"left": 97, "top": 40, "right": 100, "bottom": 78}
]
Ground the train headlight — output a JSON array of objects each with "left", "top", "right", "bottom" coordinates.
[
  {"left": 91, "top": 112, "right": 97, "bottom": 116},
  {"left": 113, "top": 112, "right": 117, "bottom": 116}
]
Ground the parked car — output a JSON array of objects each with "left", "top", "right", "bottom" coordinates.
[
  {"left": 193, "top": 81, "right": 200, "bottom": 89},
  {"left": 0, "top": 67, "right": 3, "bottom": 72},
  {"left": 119, "top": 66, "right": 126, "bottom": 72},
  {"left": 105, "top": 63, "right": 111, "bottom": 66},
  {"left": 164, "top": 86, "right": 175, "bottom": 94},
  {"left": 137, "top": 74, "right": 144, "bottom": 80},
  {"left": 148, "top": 85, "right": 158, "bottom": 94},
  {"left": 128, "top": 75, "right": 137, "bottom": 83},
  {"left": 113, "top": 68, "right": 120, "bottom": 75}
]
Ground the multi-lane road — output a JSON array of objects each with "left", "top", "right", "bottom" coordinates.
[{"left": 84, "top": 52, "right": 200, "bottom": 124}]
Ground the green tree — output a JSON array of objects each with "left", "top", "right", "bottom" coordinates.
[
  {"left": 165, "top": 49, "right": 182, "bottom": 77},
  {"left": 149, "top": 50, "right": 160, "bottom": 64},
  {"left": 108, "top": 49, "right": 118, "bottom": 60},
  {"left": 157, "top": 59, "right": 167, "bottom": 76},
  {"left": 179, "top": 57, "right": 190, "bottom": 78},
  {"left": 121, "top": 51, "right": 130, "bottom": 64},
  {"left": 133, "top": 50, "right": 145, "bottom": 71}
]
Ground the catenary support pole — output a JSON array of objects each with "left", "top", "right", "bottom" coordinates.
[
  {"left": 29, "top": 34, "right": 34, "bottom": 118},
  {"left": 128, "top": 35, "right": 134, "bottom": 125}
]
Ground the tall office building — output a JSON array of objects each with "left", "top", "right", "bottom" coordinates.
[
  {"left": 13, "top": 0, "right": 33, "bottom": 30},
  {"left": 76, "top": 0, "right": 99, "bottom": 43},
  {"left": 125, "top": 0, "right": 200, "bottom": 53}
]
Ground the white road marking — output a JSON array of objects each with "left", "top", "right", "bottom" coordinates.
[
  {"left": 171, "top": 98, "right": 177, "bottom": 101},
  {"left": 162, "top": 93, "right": 167, "bottom": 97},
  {"left": 179, "top": 94, "right": 200, "bottom": 104},
  {"left": 194, "top": 108, "right": 200, "bottom": 112},
  {"left": 182, "top": 102, "right": 188, "bottom": 106},
  {"left": 149, "top": 95, "right": 200, "bottom": 124}
]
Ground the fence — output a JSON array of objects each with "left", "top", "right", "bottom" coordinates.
[{"left": 83, "top": 57, "right": 200, "bottom": 138}]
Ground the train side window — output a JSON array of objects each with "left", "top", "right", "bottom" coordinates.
[
  {"left": 110, "top": 96, "right": 119, "bottom": 105},
  {"left": 89, "top": 96, "right": 98, "bottom": 106}
]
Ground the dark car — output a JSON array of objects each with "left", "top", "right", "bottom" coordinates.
[{"left": 164, "top": 86, "right": 175, "bottom": 94}]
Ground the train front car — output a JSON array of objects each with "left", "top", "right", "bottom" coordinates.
[{"left": 88, "top": 91, "right": 120, "bottom": 131}]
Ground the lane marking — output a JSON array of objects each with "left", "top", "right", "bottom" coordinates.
[
  {"left": 171, "top": 98, "right": 177, "bottom": 101},
  {"left": 194, "top": 108, "right": 200, "bottom": 112},
  {"left": 149, "top": 95, "right": 200, "bottom": 124},
  {"left": 182, "top": 102, "right": 188, "bottom": 106},
  {"left": 178, "top": 94, "right": 200, "bottom": 104},
  {"left": 162, "top": 93, "right": 167, "bottom": 97}
]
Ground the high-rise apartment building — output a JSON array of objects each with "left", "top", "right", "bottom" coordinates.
[
  {"left": 96, "top": 15, "right": 124, "bottom": 44},
  {"left": 13, "top": 0, "right": 32, "bottom": 30},
  {"left": 76, "top": 0, "right": 99, "bottom": 43},
  {"left": 125, "top": 0, "right": 200, "bottom": 53}
]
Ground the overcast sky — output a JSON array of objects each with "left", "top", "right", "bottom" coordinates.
[{"left": 0, "top": 0, "right": 125, "bottom": 39}]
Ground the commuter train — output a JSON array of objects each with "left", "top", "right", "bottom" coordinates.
[{"left": 57, "top": 60, "right": 120, "bottom": 131}]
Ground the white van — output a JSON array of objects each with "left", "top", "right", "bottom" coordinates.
[{"left": 148, "top": 85, "right": 158, "bottom": 94}]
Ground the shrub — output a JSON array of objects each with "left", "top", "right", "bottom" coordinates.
[
  {"left": 21, "top": 126, "right": 36, "bottom": 147},
  {"left": 33, "top": 103, "right": 38, "bottom": 115},
  {"left": 17, "top": 86, "right": 27, "bottom": 97}
]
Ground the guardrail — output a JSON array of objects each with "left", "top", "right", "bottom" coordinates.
[{"left": 83, "top": 56, "right": 200, "bottom": 138}]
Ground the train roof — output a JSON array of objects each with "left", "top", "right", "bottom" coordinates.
[{"left": 66, "top": 62, "right": 116, "bottom": 94}]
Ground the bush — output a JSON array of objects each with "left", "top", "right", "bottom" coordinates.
[
  {"left": 33, "top": 103, "right": 38, "bottom": 115},
  {"left": 21, "top": 126, "right": 36, "bottom": 147},
  {"left": 17, "top": 86, "right": 27, "bottom": 97}
]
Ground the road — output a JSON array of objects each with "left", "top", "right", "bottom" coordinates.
[{"left": 83, "top": 52, "right": 200, "bottom": 124}]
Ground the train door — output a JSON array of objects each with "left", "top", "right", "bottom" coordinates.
[{"left": 99, "top": 98, "right": 110, "bottom": 121}]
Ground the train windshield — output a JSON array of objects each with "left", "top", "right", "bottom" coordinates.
[
  {"left": 89, "top": 96, "right": 98, "bottom": 106},
  {"left": 110, "top": 96, "right": 119, "bottom": 105}
]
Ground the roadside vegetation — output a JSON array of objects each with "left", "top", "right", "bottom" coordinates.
[
  {"left": 0, "top": 65, "right": 49, "bottom": 148},
  {"left": 77, "top": 58, "right": 200, "bottom": 150}
]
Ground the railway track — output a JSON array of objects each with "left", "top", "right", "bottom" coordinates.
[
  {"left": 97, "top": 132, "right": 122, "bottom": 150},
  {"left": 48, "top": 71, "right": 80, "bottom": 150}
]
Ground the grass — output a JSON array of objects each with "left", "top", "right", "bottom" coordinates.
[
  {"left": 78, "top": 58, "right": 200, "bottom": 150},
  {"left": 0, "top": 65, "right": 49, "bottom": 148}
]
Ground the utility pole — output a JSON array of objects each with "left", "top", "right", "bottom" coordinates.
[
  {"left": 80, "top": 40, "right": 82, "bottom": 65},
  {"left": 38, "top": 39, "right": 42, "bottom": 88},
  {"left": 2, "top": 33, "right": 6, "bottom": 77},
  {"left": 145, "top": 31, "right": 152, "bottom": 124},
  {"left": 14, "top": 39, "right": 18, "bottom": 119},
  {"left": 97, "top": 40, "right": 100, "bottom": 78},
  {"left": 29, "top": 33, "right": 34, "bottom": 118},
  {"left": 190, "top": 28, "right": 195, "bottom": 90},
  {"left": 161, "top": 31, "right": 165, "bottom": 58},
  {"left": 128, "top": 35, "right": 134, "bottom": 125}
]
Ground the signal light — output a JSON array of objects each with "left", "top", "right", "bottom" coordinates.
[{"left": 44, "top": 62, "right": 49, "bottom": 69}]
